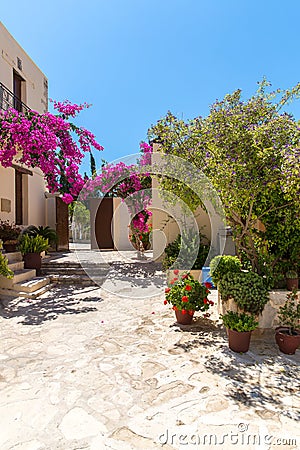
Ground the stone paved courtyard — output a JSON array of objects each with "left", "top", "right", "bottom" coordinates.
[{"left": 0, "top": 254, "right": 299, "bottom": 449}]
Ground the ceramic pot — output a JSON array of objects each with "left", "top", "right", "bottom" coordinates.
[
  {"left": 23, "top": 252, "right": 42, "bottom": 275},
  {"left": 275, "top": 327, "right": 300, "bottom": 355},
  {"left": 227, "top": 329, "right": 252, "bottom": 353},
  {"left": 175, "top": 309, "right": 194, "bottom": 325}
]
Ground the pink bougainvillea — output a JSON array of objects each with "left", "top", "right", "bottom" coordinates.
[{"left": 0, "top": 100, "right": 103, "bottom": 203}]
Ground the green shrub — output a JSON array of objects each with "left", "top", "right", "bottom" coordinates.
[
  {"left": 23, "top": 225, "right": 58, "bottom": 245},
  {"left": 162, "top": 231, "right": 210, "bottom": 270},
  {"left": 0, "top": 253, "right": 13, "bottom": 279},
  {"left": 0, "top": 220, "right": 21, "bottom": 242},
  {"left": 218, "top": 271, "right": 269, "bottom": 314},
  {"left": 209, "top": 255, "right": 242, "bottom": 284},
  {"left": 18, "top": 234, "right": 49, "bottom": 255},
  {"left": 221, "top": 311, "right": 258, "bottom": 332}
]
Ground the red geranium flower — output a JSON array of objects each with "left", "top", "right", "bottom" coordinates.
[
  {"left": 173, "top": 269, "right": 179, "bottom": 275},
  {"left": 181, "top": 309, "right": 187, "bottom": 315},
  {"left": 188, "top": 310, "right": 194, "bottom": 315},
  {"left": 203, "top": 298, "right": 208, "bottom": 304},
  {"left": 209, "top": 300, "right": 214, "bottom": 306},
  {"left": 204, "top": 282, "right": 212, "bottom": 288},
  {"left": 165, "top": 288, "right": 171, "bottom": 293},
  {"left": 172, "top": 305, "right": 178, "bottom": 311},
  {"left": 185, "top": 285, "right": 192, "bottom": 291},
  {"left": 164, "top": 300, "right": 168, "bottom": 305},
  {"left": 182, "top": 296, "right": 189, "bottom": 302},
  {"left": 181, "top": 274, "right": 188, "bottom": 279}
]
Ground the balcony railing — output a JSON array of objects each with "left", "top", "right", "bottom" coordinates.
[{"left": 0, "top": 81, "right": 30, "bottom": 113}]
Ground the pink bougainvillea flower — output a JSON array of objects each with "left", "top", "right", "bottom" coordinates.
[{"left": 61, "top": 193, "right": 74, "bottom": 204}]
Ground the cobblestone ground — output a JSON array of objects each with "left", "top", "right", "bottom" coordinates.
[{"left": 0, "top": 259, "right": 299, "bottom": 449}]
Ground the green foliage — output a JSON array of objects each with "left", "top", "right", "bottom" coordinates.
[
  {"left": 162, "top": 231, "right": 210, "bottom": 270},
  {"left": 90, "top": 152, "right": 97, "bottom": 178},
  {"left": 221, "top": 311, "right": 258, "bottom": 332},
  {"left": 277, "top": 290, "right": 300, "bottom": 334},
  {"left": 0, "top": 220, "right": 21, "bottom": 242},
  {"left": 218, "top": 271, "right": 269, "bottom": 314},
  {"left": 18, "top": 234, "right": 49, "bottom": 255},
  {"left": 148, "top": 81, "right": 300, "bottom": 276},
  {"left": 165, "top": 271, "right": 212, "bottom": 313},
  {"left": 23, "top": 225, "right": 58, "bottom": 245},
  {"left": 286, "top": 270, "right": 298, "bottom": 279},
  {"left": 209, "top": 255, "right": 242, "bottom": 284},
  {"left": 0, "top": 253, "right": 13, "bottom": 279}
]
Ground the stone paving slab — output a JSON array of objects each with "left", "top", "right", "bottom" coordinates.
[{"left": 0, "top": 262, "right": 299, "bottom": 449}]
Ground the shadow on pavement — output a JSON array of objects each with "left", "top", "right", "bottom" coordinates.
[{"left": 0, "top": 285, "right": 103, "bottom": 326}]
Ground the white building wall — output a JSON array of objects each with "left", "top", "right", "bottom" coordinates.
[{"left": 0, "top": 21, "right": 48, "bottom": 226}]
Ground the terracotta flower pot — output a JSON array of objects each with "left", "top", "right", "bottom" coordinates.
[
  {"left": 3, "top": 242, "right": 18, "bottom": 253},
  {"left": 286, "top": 278, "right": 298, "bottom": 291},
  {"left": 175, "top": 310, "right": 194, "bottom": 325},
  {"left": 227, "top": 329, "right": 252, "bottom": 353},
  {"left": 275, "top": 328, "right": 300, "bottom": 355},
  {"left": 23, "top": 252, "right": 42, "bottom": 275}
]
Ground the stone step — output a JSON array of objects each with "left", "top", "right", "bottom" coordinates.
[
  {"left": 0, "top": 282, "right": 52, "bottom": 299},
  {"left": 0, "top": 269, "right": 36, "bottom": 289},
  {"left": 41, "top": 267, "right": 108, "bottom": 276},
  {"left": 12, "top": 276, "right": 50, "bottom": 293},
  {"left": 3, "top": 251, "right": 23, "bottom": 263},
  {"left": 47, "top": 274, "right": 105, "bottom": 286},
  {"left": 8, "top": 261, "right": 24, "bottom": 271}
]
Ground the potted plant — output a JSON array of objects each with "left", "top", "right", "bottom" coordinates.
[
  {"left": 285, "top": 270, "right": 298, "bottom": 291},
  {"left": 0, "top": 253, "right": 14, "bottom": 279},
  {"left": 221, "top": 310, "right": 259, "bottom": 353},
  {"left": 164, "top": 270, "right": 213, "bottom": 324},
  {"left": 209, "top": 255, "right": 242, "bottom": 286},
  {"left": 18, "top": 234, "right": 49, "bottom": 275},
  {"left": 22, "top": 225, "right": 58, "bottom": 251},
  {"left": 0, "top": 220, "right": 21, "bottom": 252},
  {"left": 218, "top": 270, "right": 269, "bottom": 315},
  {"left": 275, "top": 289, "right": 300, "bottom": 355}
]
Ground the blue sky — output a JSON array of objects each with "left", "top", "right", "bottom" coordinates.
[{"left": 1, "top": 0, "right": 300, "bottom": 175}]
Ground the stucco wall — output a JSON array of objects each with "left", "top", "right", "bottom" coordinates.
[
  {"left": 0, "top": 22, "right": 48, "bottom": 227},
  {"left": 0, "top": 21, "right": 48, "bottom": 112},
  {"left": 0, "top": 166, "right": 15, "bottom": 222}
]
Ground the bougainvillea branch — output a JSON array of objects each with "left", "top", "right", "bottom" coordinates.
[{"left": 0, "top": 100, "right": 104, "bottom": 203}]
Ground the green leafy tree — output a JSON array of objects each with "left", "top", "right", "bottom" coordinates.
[{"left": 149, "top": 80, "right": 300, "bottom": 280}]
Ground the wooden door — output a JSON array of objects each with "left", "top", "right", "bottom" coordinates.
[
  {"left": 56, "top": 197, "right": 69, "bottom": 251},
  {"left": 90, "top": 198, "right": 114, "bottom": 249}
]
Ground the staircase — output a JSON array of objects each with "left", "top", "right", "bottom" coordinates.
[
  {"left": 0, "top": 252, "right": 51, "bottom": 298},
  {"left": 41, "top": 258, "right": 109, "bottom": 286}
]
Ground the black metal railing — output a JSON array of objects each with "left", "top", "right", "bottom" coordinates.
[{"left": 0, "top": 81, "right": 30, "bottom": 113}]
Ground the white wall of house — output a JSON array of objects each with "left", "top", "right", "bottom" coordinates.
[{"left": 0, "top": 21, "right": 48, "bottom": 227}]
